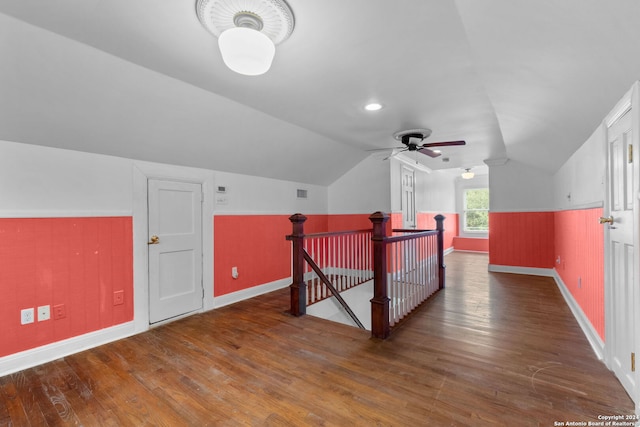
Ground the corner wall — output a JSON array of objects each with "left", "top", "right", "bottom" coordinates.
[
  {"left": 486, "top": 122, "right": 606, "bottom": 342},
  {"left": 551, "top": 124, "right": 607, "bottom": 340},
  {"left": 488, "top": 160, "right": 556, "bottom": 269}
]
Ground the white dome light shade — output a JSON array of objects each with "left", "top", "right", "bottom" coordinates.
[
  {"left": 218, "top": 27, "right": 275, "bottom": 76},
  {"left": 461, "top": 168, "right": 475, "bottom": 179}
]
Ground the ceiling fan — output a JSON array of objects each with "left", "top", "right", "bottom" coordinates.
[{"left": 370, "top": 129, "right": 466, "bottom": 160}]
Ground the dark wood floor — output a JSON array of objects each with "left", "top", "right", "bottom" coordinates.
[{"left": 0, "top": 252, "right": 634, "bottom": 426}]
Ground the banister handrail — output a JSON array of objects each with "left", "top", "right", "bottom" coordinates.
[{"left": 385, "top": 229, "right": 438, "bottom": 244}]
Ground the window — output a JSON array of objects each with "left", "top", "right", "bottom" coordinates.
[{"left": 464, "top": 188, "right": 489, "bottom": 232}]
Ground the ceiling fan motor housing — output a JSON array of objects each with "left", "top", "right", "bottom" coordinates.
[{"left": 393, "top": 128, "right": 433, "bottom": 146}]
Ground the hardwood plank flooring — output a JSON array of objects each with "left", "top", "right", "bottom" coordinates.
[{"left": 0, "top": 252, "right": 634, "bottom": 426}]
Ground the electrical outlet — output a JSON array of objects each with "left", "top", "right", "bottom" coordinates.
[
  {"left": 38, "top": 305, "right": 50, "bottom": 321},
  {"left": 21, "top": 308, "right": 34, "bottom": 325},
  {"left": 232, "top": 266, "right": 238, "bottom": 279},
  {"left": 53, "top": 304, "right": 66, "bottom": 320},
  {"left": 578, "top": 277, "right": 582, "bottom": 289},
  {"left": 113, "top": 290, "right": 124, "bottom": 306}
]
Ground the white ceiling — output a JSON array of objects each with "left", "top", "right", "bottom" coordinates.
[{"left": 0, "top": 0, "right": 639, "bottom": 185}]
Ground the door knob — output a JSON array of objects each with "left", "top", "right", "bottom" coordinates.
[
  {"left": 599, "top": 216, "right": 614, "bottom": 225},
  {"left": 148, "top": 235, "right": 160, "bottom": 244}
]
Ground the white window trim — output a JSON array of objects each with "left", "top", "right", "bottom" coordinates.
[{"left": 462, "top": 187, "right": 489, "bottom": 236}]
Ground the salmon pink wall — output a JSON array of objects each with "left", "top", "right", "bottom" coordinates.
[
  {"left": 213, "top": 214, "right": 328, "bottom": 297},
  {"left": 417, "top": 212, "right": 458, "bottom": 251},
  {"left": 554, "top": 208, "right": 604, "bottom": 339},
  {"left": 0, "top": 217, "right": 133, "bottom": 357},
  {"left": 389, "top": 212, "right": 403, "bottom": 235},
  {"left": 453, "top": 237, "right": 489, "bottom": 252},
  {"left": 327, "top": 214, "right": 371, "bottom": 231},
  {"left": 489, "top": 211, "right": 555, "bottom": 268}
]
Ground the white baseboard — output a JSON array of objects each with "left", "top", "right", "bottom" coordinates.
[
  {"left": 0, "top": 321, "right": 136, "bottom": 377},
  {"left": 487, "top": 264, "right": 604, "bottom": 360},
  {"left": 551, "top": 270, "right": 605, "bottom": 360},
  {"left": 488, "top": 264, "right": 555, "bottom": 277},
  {"left": 213, "top": 277, "right": 291, "bottom": 309}
]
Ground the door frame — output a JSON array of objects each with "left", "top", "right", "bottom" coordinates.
[
  {"left": 132, "top": 161, "right": 214, "bottom": 334},
  {"left": 603, "top": 81, "right": 640, "bottom": 407}
]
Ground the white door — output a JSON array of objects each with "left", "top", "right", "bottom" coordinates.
[
  {"left": 606, "top": 107, "right": 636, "bottom": 399},
  {"left": 401, "top": 167, "right": 416, "bottom": 229},
  {"left": 148, "top": 179, "right": 203, "bottom": 324}
]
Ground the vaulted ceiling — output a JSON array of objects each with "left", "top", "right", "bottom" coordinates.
[{"left": 0, "top": 1, "right": 639, "bottom": 185}]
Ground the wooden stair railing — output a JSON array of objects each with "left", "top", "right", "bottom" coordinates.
[
  {"left": 286, "top": 213, "right": 365, "bottom": 328},
  {"left": 369, "top": 212, "right": 445, "bottom": 339},
  {"left": 288, "top": 212, "right": 446, "bottom": 340}
]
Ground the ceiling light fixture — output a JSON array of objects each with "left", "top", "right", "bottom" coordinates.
[
  {"left": 196, "top": 0, "right": 295, "bottom": 76},
  {"left": 365, "top": 103, "right": 383, "bottom": 111},
  {"left": 461, "top": 168, "right": 475, "bottom": 179}
]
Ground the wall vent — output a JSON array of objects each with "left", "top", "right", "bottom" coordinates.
[{"left": 296, "top": 189, "right": 308, "bottom": 199}]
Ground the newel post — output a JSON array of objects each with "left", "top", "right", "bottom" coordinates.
[
  {"left": 288, "top": 213, "right": 307, "bottom": 316},
  {"left": 435, "top": 214, "right": 446, "bottom": 289},
  {"left": 369, "top": 211, "right": 390, "bottom": 339}
]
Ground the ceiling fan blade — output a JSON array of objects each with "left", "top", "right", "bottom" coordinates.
[
  {"left": 366, "top": 146, "right": 405, "bottom": 152},
  {"left": 384, "top": 147, "right": 408, "bottom": 160},
  {"left": 417, "top": 148, "right": 441, "bottom": 158},
  {"left": 421, "top": 140, "right": 466, "bottom": 148}
]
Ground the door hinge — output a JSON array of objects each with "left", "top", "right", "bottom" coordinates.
[
  {"left": 628, "top": 144, "right": 633, "bottom": 164},
  {"left": 632, "top": 352, "right": 635, "bottom": 372}
]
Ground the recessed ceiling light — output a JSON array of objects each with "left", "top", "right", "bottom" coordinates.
[{"left": 364, "top": 103, "right": 383, "bottom": 111}]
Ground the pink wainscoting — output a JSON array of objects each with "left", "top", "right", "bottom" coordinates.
[
  {"left": 554, "top": 208, "right": 605, "bottom": 340},
  {"left": 489, "top": 211, "right": 555, "bottom": 268},
  {"left": 327, "top": 214, "right": 372, "bottom": 231},
  {"left": 453, "top": 237, "right": 489, "bottom": 252},
  {"left": 213, "top": 214, "right": 328, "bottom": 297},
  {"left": 417, "top": 212, "right": 458, "bottom": 251},
  {"left": 0, "top": 217, "right": 133, "bottom": 357}
]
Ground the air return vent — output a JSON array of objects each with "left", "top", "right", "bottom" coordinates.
[{"left": 297, "top": 189, "right": 308, "bottom": 199}]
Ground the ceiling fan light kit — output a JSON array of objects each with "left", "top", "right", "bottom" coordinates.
[
  {"left": 461, "top": 168, "right": 475, "bottom": 179},
  {"left": 196, "top": 0, "right": 295, "bottom": 76}
]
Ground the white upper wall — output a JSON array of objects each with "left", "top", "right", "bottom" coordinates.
[
  {"left": 0, "top": 140, "right": 133, "bottom": 216},
  {"left": 488, "top": 159, "right": 555, "bottom": 212},
  {"left": 0, "top": 140, "right": 329, "bottom": 217},
  {"left": 553, "top": 124, "right": 606, "bottom": 210},
  {"left": 416, "top": 170, "right": 457, "bottom": 213},
  {"left": 214, "top": 171, "right": 328, "bottom": 215},
  {"left": 328, "top": 155, "right": 391, "bottom": 214}
]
